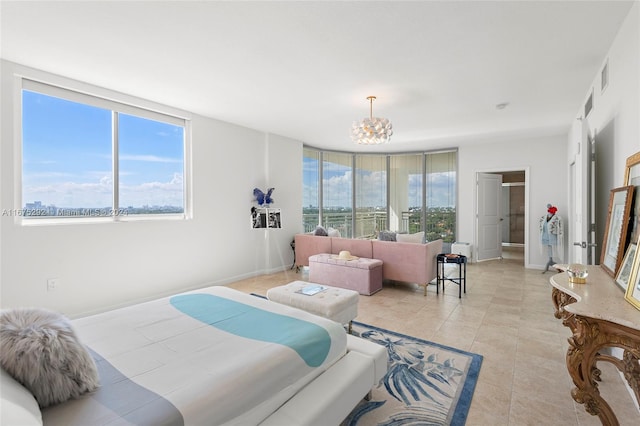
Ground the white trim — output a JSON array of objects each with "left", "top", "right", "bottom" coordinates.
[
  {"left": 112, "top": 111, "right": 120, "bottom": 218},
  {"left": 13, "top": 62, "right": 191, "bottom": 122},
  {"left": 183, "top": 119, "right": 193, "bottom": 220},
  {"left": 22, "top": 79, "right": 187, "bottom": 127},
  {"left": 473, "top": 166, "right": 530, "bottom": 268},
  {"left": 12, "top": 74, "right": 23, "bottom": 226}
]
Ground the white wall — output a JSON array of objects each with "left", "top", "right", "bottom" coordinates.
[
  {"left": 457, "top": 3, "right": 639, "bottom": 271},
  {"left": 457, "top": 134, "right": 568, "bottom": 269},
  {"left": 568, "top": 2, "right": 639, "bottom": 255},
  {"left": 0, "top": 61, "right": 302, "bottom": 317},
  {"left": 264, "top": 133, "right": 303, "bottom": 272}
]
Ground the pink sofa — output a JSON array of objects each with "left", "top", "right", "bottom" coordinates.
[{"left": 294, "top": 234, "right": 443, "bottom": 295}]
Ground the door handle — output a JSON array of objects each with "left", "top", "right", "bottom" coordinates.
[{"left": 573, "top": 242, "right": 587, "bottom": 248}]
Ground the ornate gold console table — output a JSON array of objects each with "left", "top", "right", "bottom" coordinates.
[{"left": 550, "top": 266, "right": 640, "bottom": 425}]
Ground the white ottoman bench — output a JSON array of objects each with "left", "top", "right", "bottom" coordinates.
[
  {"left": 266, "top": 280, "right": 359, "bottom": 333},
  {"left": 309, "top": 253, "right": 383, "bottom": 295}
]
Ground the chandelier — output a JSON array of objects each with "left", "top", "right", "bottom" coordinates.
[{"left": 350, "top": 96, "right": 393, "bottom": 145}]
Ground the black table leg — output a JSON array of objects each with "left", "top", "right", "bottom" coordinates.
[{"left": 458, "top": 262, "right": 462, "bottom": 298}]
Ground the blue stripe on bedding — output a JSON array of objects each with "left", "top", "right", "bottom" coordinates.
[
  {"left": 42, "top": 348, "right": 185, "bottom": 426},
  {"left": 170, "top": 293, "right": 331, "bottom": 367}
]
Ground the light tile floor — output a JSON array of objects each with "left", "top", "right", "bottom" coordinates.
[{"left": 227, "top": 249, "right": 640, "bottom": 425}]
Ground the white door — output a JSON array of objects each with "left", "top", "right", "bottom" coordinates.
[
  {"left": 477, "top": 173, "right": 503, "bottom": 261},
  {"left": 570, "top": 119, "right": 596, "bottom": 264}
]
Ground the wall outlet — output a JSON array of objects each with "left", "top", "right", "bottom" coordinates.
[{"left": 47, "top": 278, "right": 60, "bottom": 291}]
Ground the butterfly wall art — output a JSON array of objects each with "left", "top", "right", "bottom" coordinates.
[{"left": 253, "top": 187, "right": 275, "bottom": 206}]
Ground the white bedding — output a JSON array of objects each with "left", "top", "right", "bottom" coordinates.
[{"left": 41, "top": 286, "right": 347, "bottom": 425}]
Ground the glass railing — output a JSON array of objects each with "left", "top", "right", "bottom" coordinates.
[
  {"left": 303, "top": 211, "right": 384, "bottom": 238},
  {"left": 303, "top": 208, "right": 456, "bottom": 243}
]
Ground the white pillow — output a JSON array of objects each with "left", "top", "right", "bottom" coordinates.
[
  {"left": 0, "top": 368, "right": 43, "bottom": 426},
  {"left": 396, "top": 231, "right": 425, "bottom": 244}
]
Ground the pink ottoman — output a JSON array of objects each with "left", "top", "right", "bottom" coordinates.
[{"left": 309, "top": 253, "right": 383, "bottom": 295}]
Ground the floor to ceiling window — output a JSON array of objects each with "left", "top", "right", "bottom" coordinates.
[
  {"left": 302, "top": 148, "right": 457, "bottom": 244},
  {"left": 302, "top": 147, "right": 320, "bottom": 232},
  {"left": 355, "top": 155, "right": 387, "bottom": 238},
  {"left": 389, "top": 153, "right": 423, "bottom": 233},
  {"left": 425, "top": 151, "right": 457, "bottom": 242},
  {"left": 322, "top": 151, "right": 353, "bottom": 238}
]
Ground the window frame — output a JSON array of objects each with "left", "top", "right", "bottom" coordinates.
[{"left": 15, "top": 74, "right": 192, "bottom": 225}]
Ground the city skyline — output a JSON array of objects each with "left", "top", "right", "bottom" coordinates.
[{"left": 303, "top": 170, "right": 456, "bottom": 209}]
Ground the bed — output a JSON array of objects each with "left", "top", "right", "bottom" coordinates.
[{"left": 0, "top": 286, "right": 387, "bottom": 426}]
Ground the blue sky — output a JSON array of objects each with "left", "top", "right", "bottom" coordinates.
[
  {"left": 303, "top": 156, "right": 456, "bottom": 209},
  {"left": 22, "top": 90, "right": 184, "bottom": 208}
]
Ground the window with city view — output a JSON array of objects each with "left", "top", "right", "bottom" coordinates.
[
  {"left": 355, "top": 155, "right": 386, "bottom": 238},
  {"left": 322, "top": 151, "right": 353, "bottom": 237},
  {"left": 302, "top": 148, "right": 457, "bottom": 243},
  {"left": 20, "top": 80, "right": 187, "bottom": 220}
]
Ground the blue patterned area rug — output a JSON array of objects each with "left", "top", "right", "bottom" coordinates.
[{"left": 343, "top": 321, "right": 483, "bottom": 426}]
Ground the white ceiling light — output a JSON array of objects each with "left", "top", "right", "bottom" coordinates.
[{"left": 351, "top": 96, "right": 393, "bottom": 145}]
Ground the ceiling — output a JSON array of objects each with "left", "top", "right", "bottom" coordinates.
[{"left": 1, "top": 1, "right": 634, "bottom": 153}]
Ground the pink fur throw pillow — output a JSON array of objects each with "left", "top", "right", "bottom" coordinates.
[{"left": 0, "top": 308, "right": 99, "bottom": 407}]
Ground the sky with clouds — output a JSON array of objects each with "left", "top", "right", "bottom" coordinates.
[
  {"left": 22, "top": 91, "right": 184, "bottom": 208},
  {"left": 303, "top": 156, "right": 456, "bottom": 209}
]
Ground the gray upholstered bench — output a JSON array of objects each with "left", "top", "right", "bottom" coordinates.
[
  {"left": 308, "top": 253, "right": 383, "bottom": 295},
  {"left": 266, "top": 280, "right": 359, "bottom": 332}
]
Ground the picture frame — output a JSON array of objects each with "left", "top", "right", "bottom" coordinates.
[
  {"left": 600, "top": 185, "right": 634, "bottom": 277},
  {"left": 624, "top": 151, "right": 640, "bottom": 244},
  {"left": 615, "top": 242, "right": 637, "bottom": 291},
  {"left": 624, "top": 236, "right": 640, "bottom": 311},
  {"left": 250, "top": 207, "right": 282, "bottom": 229}
]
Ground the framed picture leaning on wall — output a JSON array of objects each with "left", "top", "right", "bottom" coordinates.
[
  {"left": 624, "top": 151, "right": 640, "bottom": 243},
  {"left": 601, "top": 185, "right": 634, "bottom": 277},
  {"left": 624, "top": 235, "right": 640, "bottom": 311},
  {"left": 616, "top": 242, "right": 637, "bottom": 291}
]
